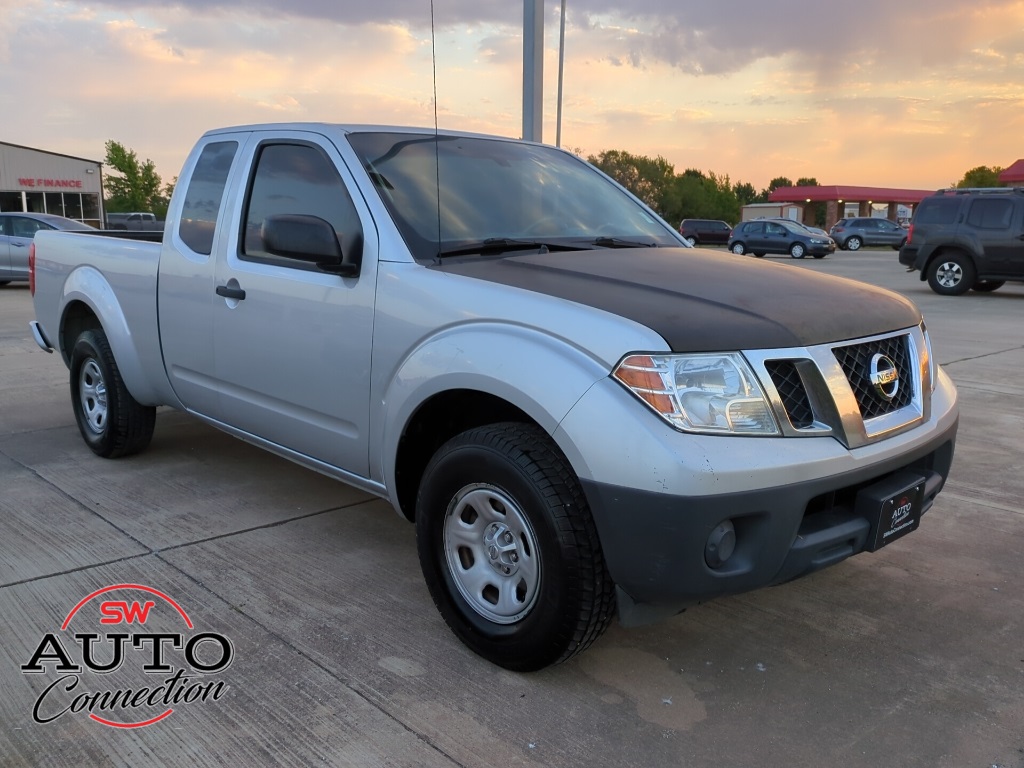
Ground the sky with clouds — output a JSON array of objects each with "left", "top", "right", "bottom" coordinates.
[{"left": 3, "top": 0, "right": 1023, "bottom": 191}]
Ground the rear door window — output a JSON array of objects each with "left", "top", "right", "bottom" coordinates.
[
  {"left": 966, "top": 198, "right": 1014, "bottom": 229},
  {"left": 915, "top": 198, "right": 962, "bottom": 224},
  {"left": 178, "top": 141, "right": 239, "bottom": 256}
]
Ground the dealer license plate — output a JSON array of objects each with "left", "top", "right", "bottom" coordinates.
[{"left": 857, "top": 473, "right": 926, "bottom": 552}]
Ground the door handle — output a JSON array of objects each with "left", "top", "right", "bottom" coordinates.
[{"left": 216, "top": 285, "right": 246, "bottom": 300}]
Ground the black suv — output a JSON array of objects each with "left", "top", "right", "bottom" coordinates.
[
  {"left": 678, "top": 218, "right": 732, "bottom": 246},
  {"left": 830, "top": 217, "right": 907, "bottom": 251},
  {"left": 899, "top": 188, "right": 1024, "bottom": 295}
]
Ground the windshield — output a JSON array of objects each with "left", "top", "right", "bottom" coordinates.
[{"left": 346, "top": 132, "right": 681, "bottom": 261}]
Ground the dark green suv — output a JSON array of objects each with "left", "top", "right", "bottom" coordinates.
[{"left": 899, "top": 188, "right": 1024, "bottom": 295}]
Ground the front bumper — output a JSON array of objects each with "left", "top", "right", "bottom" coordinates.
[
  {"left": 554, "top": 363, "right": 959, "bottom": 625},
  {"left": 580, "top": 421, "right": 954, "bottom": 624}
]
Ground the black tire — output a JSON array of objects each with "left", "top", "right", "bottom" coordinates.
[
  {"left": 812, "top": 253, "right": 827, "bottom": 259},
  {"left": 730, "top": 242, "right": 746, "bottom": 255},
  {"left": 70, "top": 329, "right": 156, "bottom": 458},
  {"left": 753, "top": 252, "right": 765, "bottom": 258},
  {"left": 416, "top": 422, "right": 615, "bottom": 671},
  {"left": 0, "top": 280, "right": 10, "bottom": 286},
  {"left": 926, "top": 252, "right": 976, "bottom": 296},
  {"left": 846, "top": 236, "right": 862, "bottom": 251},
  {"left": 789, "top": 242, "right": 806, "bottom": 259},
  {"left": 684, "top": 236, "right": 698, "bottom": 246},
  {"left": 972, "top": 280, "right": 1005, "bottom": 292}
]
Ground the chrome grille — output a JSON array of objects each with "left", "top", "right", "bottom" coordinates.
[{"left": 832, "top": 335, "right": 914, "bottom": 419}]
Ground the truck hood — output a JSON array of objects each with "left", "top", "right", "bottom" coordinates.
[{"left": 433, "top": 247, "right": 922, "bottom": 352}]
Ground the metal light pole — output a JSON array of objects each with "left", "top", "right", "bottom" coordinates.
[
  {"left": 556, "top": 0, "right": 566, "bottom": 147},
  {"left": 523, "top": 0, "right": 543, "bottom": 143}
]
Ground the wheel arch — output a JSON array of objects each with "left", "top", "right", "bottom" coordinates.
[
  {"left": 379, "top": 326, "right": 614, "bottom": 522},
  {"left": 393, "top": 389, "right": 540, "bottom": 521},
  {"left": 923, "top": 246, "right": 977, "bottom": 282},
  {"left": 56, "top": 267, "right": 178, "bottom": 407}
]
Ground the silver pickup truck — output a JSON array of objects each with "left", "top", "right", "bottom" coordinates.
[{"left": 30, "top": 123, "right": 959, "bottom": 671}]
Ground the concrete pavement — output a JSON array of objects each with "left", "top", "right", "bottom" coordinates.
[{"left": 1, "top": 253, "right": 1022, "bottom": 767}]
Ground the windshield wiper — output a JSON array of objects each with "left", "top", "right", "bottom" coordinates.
[
  {"left": 437, "top": 238, "right": 582, "bottom": 259},
  {"left": 590, "top": 236, "right": 657, "bottom": 248}
]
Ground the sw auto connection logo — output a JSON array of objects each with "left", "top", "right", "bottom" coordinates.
[{"left": 21, "top": 583, "right": 233, "bottom": 728}]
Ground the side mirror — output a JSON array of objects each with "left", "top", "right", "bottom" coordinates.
[{"left": 261, "top": 214, "right": 360, "bottom": 277}]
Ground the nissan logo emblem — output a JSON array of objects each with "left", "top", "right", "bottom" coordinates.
[{"left": 869, "top": 353, "right": 899, "bottom": 401}]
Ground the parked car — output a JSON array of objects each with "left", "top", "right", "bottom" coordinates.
[
  {"left": 0, "top": 212, "right": 94, "bottom": 284},
  {"left": 899, "top": 187, "right": 1024, "bottom": 295},
  {"left": 678, "top": 218, "right": 732, "bottom": 246},
  {"left": 830, "top": 217, "right": 907, "bottom": 251},
  {"left": 728, "top": 219, "right": 835, "bottom": 259},
  {"left": 758, "top": 217, "right": 836, "bottom": 246}
]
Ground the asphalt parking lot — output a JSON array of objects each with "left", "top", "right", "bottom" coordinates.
[{"left": 1, "top": 251, "right": 1022, "bottom": 768}]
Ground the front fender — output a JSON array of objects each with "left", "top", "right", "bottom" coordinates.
[
  {"left": 59, "top": 266, "right": 178, "bottom": 407},
  {"left": 376, "top": 322, "right": 614, "bottom": 495}
]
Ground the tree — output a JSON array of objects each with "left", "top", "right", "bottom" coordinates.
[
  {"left": 103, "top": 140, "right": 169, "bottom": 217},
  {"left": 794, "top": 177, "right": 819, "bottom": 187},
  {"left": 587, "top": 150, "right": 677, "bottom": 215},
  {"left": 732, "top": 181, "right": 760, "bottom": 206},
  {"left": 956, "top": 166, "right": 1003, "bottom": 188}
]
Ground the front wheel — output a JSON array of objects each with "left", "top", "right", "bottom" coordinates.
[
  {"left": 416, "top": 423, "right": 614, "bottom": 671},
  {"left": 730, "top": 242, "right": 746, "bottom": 255},
  {"left": 789, "top": 243, "right": 806, "bottom": 259},
  {"left": 70, "top": 329, "right": 156, "bottom": 458},
  {"left": 927, "top": 252, "right": 976, "bottom": 296}
]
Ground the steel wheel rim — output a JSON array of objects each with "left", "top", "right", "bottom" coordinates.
[
  {"left": 443, "top": 483, "right": 541, "bottom": 624},
  {"left": 937, "top": 261, "right": 962, "bottom": 288},
  {"left": 79, "top": 358, "right": 108, "bottom": 435}
]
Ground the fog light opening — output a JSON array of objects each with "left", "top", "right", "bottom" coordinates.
[{"left": 705, "top": 520, "right": 737, "bottom": 569}]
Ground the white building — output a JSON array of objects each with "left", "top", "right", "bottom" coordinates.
[{"left": 0, "top": 141, "right": 103, "bottom": 227}]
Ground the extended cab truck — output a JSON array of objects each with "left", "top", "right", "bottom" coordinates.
[{"left": 30, "top": 124, "right": 959, "bottom": 671}]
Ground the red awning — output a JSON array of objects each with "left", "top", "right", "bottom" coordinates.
[
  {"left": 998, "top": 160, "right": 1024, "bottom": 184},
  {"left": 767, "top": 185, "right": 934, "bottom": 204}
]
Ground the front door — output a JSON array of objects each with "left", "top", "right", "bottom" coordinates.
[{"left": 211, "top": 136, "right": 378, "bottom": 477}]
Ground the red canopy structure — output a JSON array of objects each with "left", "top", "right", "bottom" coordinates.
[
  {"left": 767, "top": 185, "right": 935, "bottom": 228},
  {"left": 768, "top": 185, "right": 933, "bottom": 205},
  {"left": 998, "top": 160, "right": 1024, "bottom": 185}
]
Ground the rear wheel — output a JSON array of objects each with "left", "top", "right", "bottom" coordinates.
[
  {"left": 70, "top": 329, "right": 156, "bottom": 457},
  {"left": 846, "top": 236, "right": 862, "bottom": 251},
  {"left": 972, "top": 279, "right": 1005, "bottom": 293},
  {"left": 684, "top": 236, "right": 697, "bottom": 246},
  {"left": 416, "top": 422, "right": 614, "bottom": 671},
  {"left": 927, "top": 252, "right": 976, "bottom": 296},
  {"left": 730, "top": 242, "right": 746, "bottom": 255},
  {"left": 789, "top": 243, "right": 806, "bottom": 259}
]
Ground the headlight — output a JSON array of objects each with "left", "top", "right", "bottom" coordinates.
[
  {"left": 613, "top": 353, "right": 779, "bottom": 435},
  {"left": 810, "top": 238, "right": 827, "bottom": 244}
]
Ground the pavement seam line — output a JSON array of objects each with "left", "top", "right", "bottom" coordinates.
[
  {"left": 155, "top": 552, "right": 470, "bottom": 768},
  {"left": 943, "top": 343, "right": 1024, "bottom": 366}
]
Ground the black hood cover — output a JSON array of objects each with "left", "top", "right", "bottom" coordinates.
[{"left": 433, "top": 247, "right": 922, "bottom": 352}]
